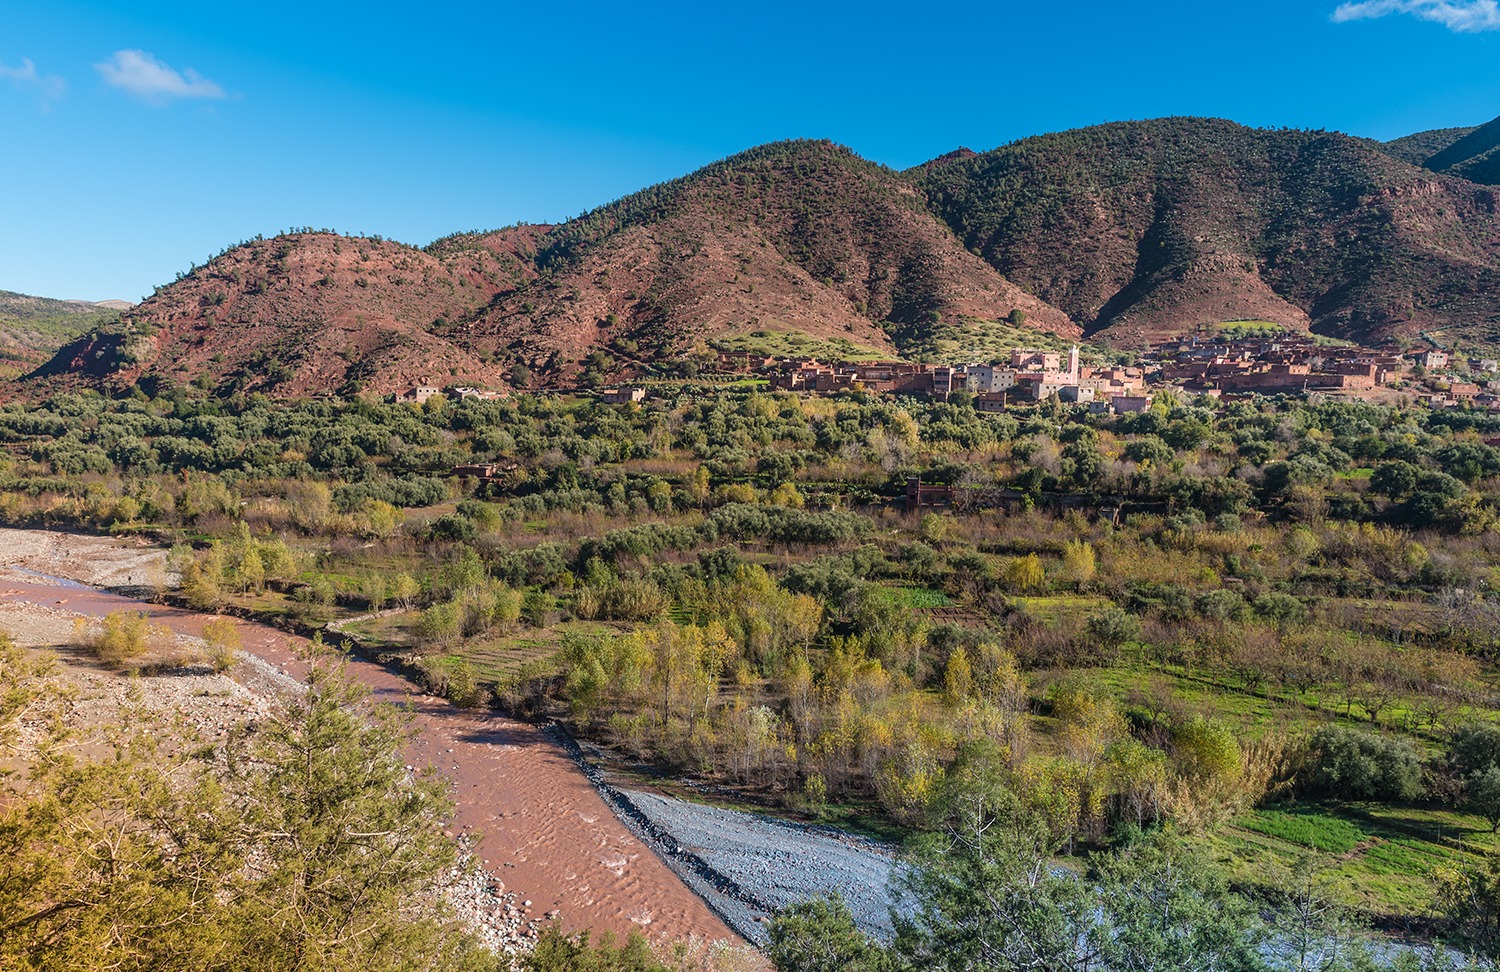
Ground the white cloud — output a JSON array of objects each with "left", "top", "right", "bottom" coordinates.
[
  {"left": 94, "top": 49, "right": 225, "bottom": 103},
  {"left": 1332, "top": 0, "right": 1500, "bottom": 32},
  {"left": 0, "top": 57, "right": 66, "bottom": 101}
]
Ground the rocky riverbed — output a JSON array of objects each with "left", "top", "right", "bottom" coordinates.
[{"left": 549, "top": 728, "right": 903, "bottom": 945}]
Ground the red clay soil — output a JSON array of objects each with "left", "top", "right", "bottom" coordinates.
[{"left": 0, "top": 579, "right": 741, "bottom": 946}]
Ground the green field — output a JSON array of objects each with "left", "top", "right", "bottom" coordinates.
[
  {"left": 888, "top": 315, "right": 1089, "bottom": 364},
  {"left": 1217, "top": 804, "right": 1493, "bottom": 916},
  {"left": 711, "top": 328, "right": 890, "bottom": 361}
]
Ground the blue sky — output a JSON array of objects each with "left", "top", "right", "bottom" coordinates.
[{"left": 3, "top": 0, "right": 1499, "bottom": 301}]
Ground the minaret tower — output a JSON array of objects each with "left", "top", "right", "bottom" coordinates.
[{"left": 1068, "top": 344, "right": 1080, "bottom": 382}]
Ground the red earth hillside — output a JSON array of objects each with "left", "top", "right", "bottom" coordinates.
[{"left": 32, "top": 229, "right": 548, "bottom": 397}]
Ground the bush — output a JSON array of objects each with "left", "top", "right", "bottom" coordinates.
[
  {"left": 78, "top": 610, "right": 171, "bottom": 666},
  {"left": 1450, "top": 723, "right": 1500, "bottom": 777},
  {"left": 1252, "top": 592, "right": 1306, "bottom": 627},
  {"left": 427, "top": 512, "right": 476, "bottom": 542},
  {"left": 767, "top": 895, "right": 891, "bottom": 972},
  {"left": 1004, "top": 554, "right": 1046, "bottom": 593},
  {"left": 523, "top": 927, "right": 666, "bottom": 972},
  {"left": 1086, "top": 608, "right": 1141, "bottom": 654},
  {"left": 202, "top": 617, "right": 242, "bottom": 673},
  {"left": 1172, "top": 715, "right": 1241, "bottom": 783},
  {"left": 1303, "top": 726, "right": 1424, "bottom": 802}
]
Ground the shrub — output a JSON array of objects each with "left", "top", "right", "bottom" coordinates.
[
  {"left": 1172, "top": 715, "right": 1241, "bottom": 783},
  {"left": 78, "top": 610, "right": 171, "bottom": 666},
  {"left": 1450, "top": 723, "right": 1500, "bottom": 777},
  {"left": 1194, "top": 589, "right": 1247, "bottom": 623},
  {"left": 767, "top": 895, "right": 891, "bottom": 972},
  {"left": 202, "top": 617, "right": 242, "bottom": 673},
  {"left": 1252, "top": 592, "right": 1306, "bottom": 627},
  {"left": 1303, "top": 726, "right": 1424, "bottom": 802},
  {"left": 1468, "top": 764, "right": 1500, "bottom": 832},
  {"left": 1086, "top": 608, "right": 1141, "bottom": 654},
  {"left": 427, "top": 512, "right": 476, "bottom": 542},
  {"left": 415, "top": 601, "right": 461, "bottom": 643},
  {"left": 1004, "top": 554, "right": 1046, "bottom": 593}
]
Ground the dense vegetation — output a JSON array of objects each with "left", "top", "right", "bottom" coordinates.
[
  {"left": 8, "top": 381, "right": 1500, "bottom": 962},
  {"left": 1423, "top": 116, "right": 1500, "bottom": 187}
]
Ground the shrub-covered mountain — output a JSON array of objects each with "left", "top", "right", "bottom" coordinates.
[
  {"left": 914, "top": 116, "right": 1500, "bottom": 346},
  {"left": 1381, "top": 125, "right": 1477, "bottom": 165},
  {"left": 0, "top": 291, "right": 131, "bottom": 378},
  {"left": 1420, "top": 114, "right": 1500, "bottom": 185},
  {"left": 461, "top": 140, "right": 1076, "bottom": 377},
  {"left": 32, "top": 229, "right": 546, "bottom": 396},
  {"left": 36, "top": 143, "right": 1074, "bottom": 395},
  {"left": 32, "top": 114, "right": 1500, "bottom": 396}
]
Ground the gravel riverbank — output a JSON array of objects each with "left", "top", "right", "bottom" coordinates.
[{"left": 547, "top": 726, "right": 902, "bottom": 945}]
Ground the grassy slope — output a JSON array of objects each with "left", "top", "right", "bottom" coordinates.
[{"left": 0, "top": 291, "right": 125, "bottom": 376}]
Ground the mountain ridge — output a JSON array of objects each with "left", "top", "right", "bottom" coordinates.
[{"left": 31, "top": 113, "right": 1500, "bottom": 396}]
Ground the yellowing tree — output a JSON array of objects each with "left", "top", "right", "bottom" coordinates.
[
  {"left": 1059, "top": 540, "right": 1097, "bottom": 587},
  {"left": 943, "top": 647, "right": 974, "bottom": 706},
  {"left": 202, "top": 617, "right": 242, "bottom": 673},
  {"left": 769, "top": 481, "right": 805, "bottom": 509},
  {"left": 79, "top": 610, "right": 171, "bottom": 666},
  {"left": 1004, "top": 554, "right": 1046, "bottom": 593}
]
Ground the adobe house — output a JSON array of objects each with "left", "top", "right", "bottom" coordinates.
[
  {"left": 600, "top": 386, "right": 647, "bottom": 404},
  {"left": 905, "top": 477, "right": 955, "bottom": 511},
  {"left": 397, "top": 384, "right": 441, "bottom": 404}
]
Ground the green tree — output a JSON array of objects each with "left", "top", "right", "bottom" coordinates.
[
  {"left": 767, "top": 895, "right": 890, "bottom": 972},
  {"left": 1086, "top": 607, "right": 1141, "bottom": 655},
  {"left": 1471, "top": 765, "right": 1500, "bottom": 833},
  {"left": 523, "top": 927, "right": 665, "bottom": 971},
  {"left": 223, "top": 649, "right": 481, "bottom": 970},
  {"left": 892, "top": 814, "right": 1097, "bottom": 972},
  {"left": 1090, "top": 831, "right": 1264, "bottom": 972},
  {"left": 1305, "top": 726, "right": 1424, "bottom": 802}
]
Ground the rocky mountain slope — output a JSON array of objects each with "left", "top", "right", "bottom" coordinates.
[
  {"left": 31, "top": 114, "right": 1500, "bottom": 396},
  {"left": 32, "top": 229, "right": 546, "bottom": 396},
  {"left": 914, "top": 117, "right": 1500, "bottom": 346},
  {"left": 463, "top": 140, "right": 1076, "bottom": 380}
]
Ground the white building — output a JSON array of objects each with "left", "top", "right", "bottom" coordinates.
[{"left": 965, "top": 364, "right": 1018, "bottom": 394}]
